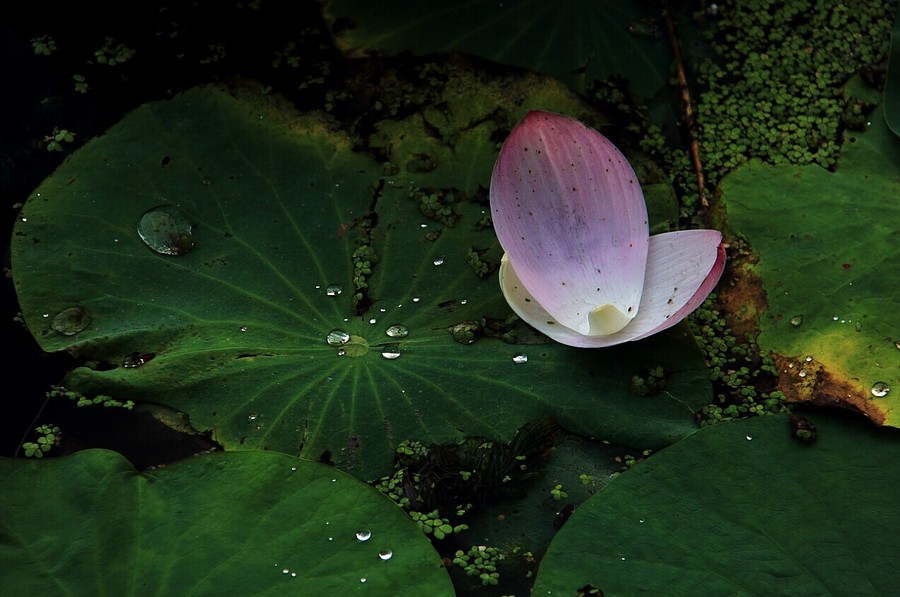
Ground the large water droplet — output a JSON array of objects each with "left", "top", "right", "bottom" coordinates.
[
  {"left": 789, "top": 315, "right": 803, "bottom": 327},
  {"left": 433, "top": 257, "right": 444, "bottom": 266},
  {"left": 326, "top": 284, "right": 343, "bottom": 296},
  {"left": 137, "top": 205, "right": 195, "bottom": 255},
  {"left": 356, "top": 529, "right": 372, "bottom": 542},
  {"left": 512, "top": 353, "right": 528, "bottom": 364},
  {"left": 326, "top": 329, "right": 350, "bottom": 347},
  {"left": 381, "top": 345, "right": 400, "bottom": 360},
  {"left": 871, "top": 381, "right": 890, "bottom": 398},
  {"left": 378, "top": 549, "right": 393, "bottom": 561},
  {"left": 385, "top": 324, "right": 409, "bottom": 338},
  {"left": 51, "top": 306, "right": 91, "bottom": 335}
]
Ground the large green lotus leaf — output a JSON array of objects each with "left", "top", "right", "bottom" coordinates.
[
  {"left": 323, "top": 0, "right": 670, "bottom": 99},
  {"left": 534, "top": 413, "right": 900, "bottom": 594},
  {"left": 0, "top": 449, "right": 453, "bottom": 594},
  {"left": 885, "top": 7, "right": 900, "bottom": 136},
  {"left": 721, "top": 110, "right": 900, "bottom": 425},
  {"left": 12, "top": 85, "right": 712, "bottom": 480}
]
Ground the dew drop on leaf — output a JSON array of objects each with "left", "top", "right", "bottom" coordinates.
[
  {"left": 326, "top": 284, "right": 343, "bottom": 296},
  {"left": 378, "top": 549, "right": 393, "bottom": 560},
  {"left": 51, "top": 306, "right": 90, "bottom": 335},
  {"left": 385, "top": 324, "right": 408, "bottom": 338},
  {"left": 381, "top": 345, "right": 400, "bottom": 360},
  {"left": 137, "top": 205, "right": 195, "bottom": 256},
  {"left": 512, "top": 353, "right": 528, "bottom": 364},
  {"left": 326, "top": 329, "right": 350, "bottom": 347},
  {"left": 355, "top": 529, "right": 371, "bottom": 542},
  {"left": 871, "top": 382, "right": 890, "bottom": 397},
  {"left": 789, "top": 315, "right": 803, "bottom": 327}
]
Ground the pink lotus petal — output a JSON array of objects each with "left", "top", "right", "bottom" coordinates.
[
  {"left": 627, "top": 230, "right": 726, "bottom": 341},
  {"left": 490, "top": 111, "right": 649, "bottom": 336},
  {"left": 499, "top": 230, "right": 726, "bottom": 347}
]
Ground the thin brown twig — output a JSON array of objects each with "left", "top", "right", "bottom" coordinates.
[{"left": 662, "top": 1, "right": 708, "bottom": 210}]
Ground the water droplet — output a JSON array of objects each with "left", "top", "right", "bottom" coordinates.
[
  {"left": 460, "top": 299, "right": 468, "bottom": 305},
  {"left": 871, "top": 382, "right": 890, "bottom": 398},
  {"left": 745, "top": 435, "right": 753, "bottom": 441},
  {"left": 385, "top": 324, "right": 408, "bottom": 338},
  {"left": 337, "top": 348, "right": 346, "bottom": 356},
  {"left": 512, "top": 353, "right": 528, "bottom": 364},
  {"left": 326, "top": 329, "right": 350, "bottom": 347},
  {"left": 326, "top": 284, "right": 342, "bottom": 296},
  {"left": 805, "top": 356, "right": 813, "bottom": 363},
  {"left": 855, "top": 321, "right": 862, "bottom": 332},
  {"left": 282, "top": 568, "right": 289, "bottom": 574},
  {"left": 240, "top": 325, "right": 248, "bottom": 332},
  {"left": 290, "top": 572, "right": 297, "bottom": 577},
  {"left": 368, "top": 317, "right": 377, "bottom": 325},
  {"left": 833, "top": 316, "right": 839, "bottom": 321},
  {"left": 412, "top": 297, "right": 421, "bottom": 303},
  {"left": 122, "top": 352, "right": 153, "bottom": 368},
  {"left": 356, "top": 529, "right": 372, "bottom": 542},
  {"left": 798, "top": 370, "right": 807, "bottom": 378},
  {"left": 789, "top": 315, "right": 803, "bottom": 327},
  {"left": 895, "top": 340, "right": 900, "bottom": 350},
  {"left": 378, "top": 549, "right": 393, "bottom": 560},
  {"left": 137, "top": 205, "right": 195, "bottom": 255},
  {"left": 360, "top": 578, "right": 367, "bottom": 583},
  {"left": 381, "top": 345, "right": 401, "bottom": 360},
  {"left": 248, "top": 412, "right": 258, "bottom": 421},
  {"left": 51, "top": 306, "right": 91, "bottom": 335},
  {"left": 433, "top": 257, "right": 444, "bottom": 266}
]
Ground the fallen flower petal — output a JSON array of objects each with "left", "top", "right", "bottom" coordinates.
[{"left": 490, "top": 111, "right": 725, "bottom": 347}]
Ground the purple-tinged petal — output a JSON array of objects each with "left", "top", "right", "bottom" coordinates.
[
  {"left": 490, "top": 111, "right": 649, "bottom": 336},
  {"left": 499, "top": 230, "right": 726, "bottom": 348},
  {"left": 626, "top": 230, "right": 726, "bottom": 340}
]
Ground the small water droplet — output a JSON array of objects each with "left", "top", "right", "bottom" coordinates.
[
  {"left": 326, "top": 284, "right": 343, "bottom": 296},
  {"left": 51, "top": 306, "right": 91, "bottom": 335},
  {"left": 369, "top": 317, "right": 377, "bottom": 324},
  {"left": 798, "top": 370, "right": 807, "bottom": 378},
  {"left": 833, "top": 316, "right": 839, "bottom": 321},
  {"left": 360, "top": 578, "right": 367, "bottom": 583},
  {"left": 378, "top": 549, "right": 393, "bottom": 560},
  {"left": 381, "top": 345, "right": 401, "bottom": 360},
  {"left": 356, "top": 529, "right": 372, "bottom": 542},
  {"left": 805, "top": 356, "right": 813, "bottom": 362},
  {"left": 433, "top": 257, "right": 444, "bottom": 266},
  {"left": 855, "top": 321, "right": 862, "bottom": 332},
  {"left": 412, "top": 297, "right": 421, "bottom": 303},
  {"left": 282, "top": 568, "right": 289, "bottom": 574},
  {"left": 895, "top": 340, "right": 900, "bottom": 350},
  {"left": 41, "top": 313, "right": 49, "bottom": 318},
  {"left": 290, "top": 572, "right": 297, "bottom": 577},
  {"left": 789, "top": 315, "right": 803, "bottom": 327},
  {"left": 122, "top": 352, "right": 152, "bottom": 368},
  {"left": 385, "top": 324, "right": 409, "bottom": 338},
  {"left": 327, "top": 329, "right": 350, "bottom": 346},
  {"left": 137, "top": 205, "right": 195, "bottom": 255},
  {"left": 240, "top": 325, "right": 248, "bottom": 332},
  {"left": 248, "top": 412, "right": 258, "bottom": 421},
  {"left": 746, "top": 435, "right": 753, "bottom": 441},
  {"left": 871, "top": 382, "right": 890, "bottom": 398},
  {"left": 337, "top": 348, "right": 346, "bottom": 356},
  {"left": 512, "top": 353, "right": 528, "bottom": 364},
  {"left": 460, "top": 299, "right": 468, "bottom": 305}
]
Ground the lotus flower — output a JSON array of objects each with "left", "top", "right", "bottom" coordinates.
[{"left": 490, "top": 111, "right": 726, "bottom": 347}]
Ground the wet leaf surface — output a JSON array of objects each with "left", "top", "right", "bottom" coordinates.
[
  {"left": 721, "top": 111, "right": 900, "bottom": 425},
  {"left": 534, "top": 412, "right": 900, "bottom": 594},
  {"left": 12, "top": 85, "right": 712, "bottom": 480},
  {"left": 0, "top": 449, "right": 453, "bottom": 594}
]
